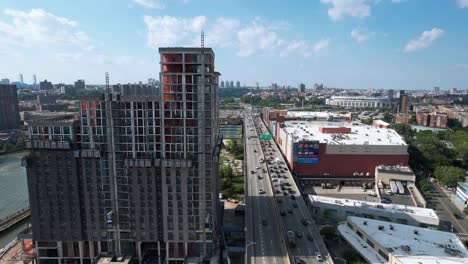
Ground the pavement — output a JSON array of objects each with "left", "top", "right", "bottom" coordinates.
[
  {"left": 245, "top": 112, "right": 331, "bottom": 264},
  {"left": 429, "top": 182, "right": 468, "bottom": 234},
  {"left": 244, "top": 113, "right": 289, "bottom": 264}
]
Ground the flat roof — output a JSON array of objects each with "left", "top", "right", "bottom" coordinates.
[
  {"left": 309, "top": 195, "right": 438, "bottom": 221},
  {"left": 282, "top": 121, "right": 406, "bottom": 146},
  {"left": 458, "top": 182, "right": 468, "bottom": 189},
  {"left": 393, "top": 255, "right": 468, "bottom": 264},
  {"left": 376, "top": 165, "right": 414, "bottom": 175},
  {"left": 348, "top": 216, "right": 468, "bottom": 259},
  {"left": 285, "top": 111, "right": 347, "bottom": 119},
  {"left": 337, "top": 224, "right": 387, "bottom": 264},
  {"left": 159, "top": 47, "right": 214, "bottom": 54}
]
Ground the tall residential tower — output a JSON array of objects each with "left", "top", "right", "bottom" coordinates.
[{"left": 24, "top": 47, "right": 221, "bottom": 264}]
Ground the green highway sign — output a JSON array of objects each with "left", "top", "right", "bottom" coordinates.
[{"left": 260, "top": 134, "right": 272, "bottom": 140}]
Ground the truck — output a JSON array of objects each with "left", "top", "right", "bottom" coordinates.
[{"left": 287, "top": 231, "right": 296, "bottom": 248}]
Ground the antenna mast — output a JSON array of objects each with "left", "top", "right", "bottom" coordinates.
[{"left": 201, "top": 30, "right": 205, "bottom": 49}]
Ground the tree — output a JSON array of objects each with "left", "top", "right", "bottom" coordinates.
[
  {"left": 320, "top": 226, "right": 337, "bottom": 240},
  {"left": 464, "top": 207, "right": 468, "bottom": 216},
  {"left": 342, "top": 248, "right": 362, "bottom": 263},
  {"left": 434, "top": 166, "right": 465, "bottom": 188},
  {"left": 16, "top": 136, "right": 26, "bottom": 148},
  {"left": 391, "top": 123, "right": 414, "bottom": 142},
  {"left": 383, "top": 112, "right": 392, "bottom": 123},
  {"left": 3, "top": 143, "right": 14, "bottom": 152}
]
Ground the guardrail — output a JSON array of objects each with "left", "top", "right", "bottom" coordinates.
[{"left": 0, "top": 207, "right": 30, "bottom": 233}]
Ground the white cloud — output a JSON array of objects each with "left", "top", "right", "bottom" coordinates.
[
  {"left": 0, "top": 8, "right": 93, "bottom": 50},
  {"left": 351, "top": 27, "right": 373, "bottom": 43},
  {"left": 144, "top": 15, "right": 328, "bottom": 58},
  {"left": 94, "top": 55, "right": 133, "bottom": 65},
  {"left": 144, "top": 15, "right": 206, "bottom": 48},
  {"left": 132, "top": 0, "right": 164, "bottom": 9},
  {"left": 320, "top": 0, "right": 371, "bottom": 21},
  {"left": 313, "top": 38, "right": 330, "bottom": 53},
  {"left": 56, "top": 52, "right": 83, "bottom": 62},
  {"left": 404, "top": 28, "right": 444, "bottom": 53},
  {"left": 456, "top": 0, "right": 468, "bottom": 8}
]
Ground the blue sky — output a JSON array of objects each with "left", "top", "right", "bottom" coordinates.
[{"left": 0, "top": 0, "right": 467, "bottom": 90}]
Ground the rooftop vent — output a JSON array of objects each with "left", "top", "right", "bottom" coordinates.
[
  {"left": 363, "top": 221, "right": 367, "bottom": 225},
  {"left": 390, "top": 225, "right": 394, "bottom": 230},
  {"left": 401, "top": 245, "right": 411, "bottom": 252},
  {"left": 414, "top": 230, "right": 418, "bottom": 235},
  {"left": 378, "top": 225, "right": 384, "bottom": 231}
]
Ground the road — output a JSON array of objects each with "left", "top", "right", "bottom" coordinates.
[
  {"left": 430, "top": 182, "right": 468, "bottom": 234},
  {"left": 245, "top": 113, "right": 289, "bottom": 264},
  {"left": 245, "top": 109, "right": 331, "bottom": 264}
]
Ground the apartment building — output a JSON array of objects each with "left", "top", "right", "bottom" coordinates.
[
  {"left": 24, "top": 47, "right": 221, "bottom": 264},
  {"left": 0, "top": 84, "right": 20, "bottom": 130}
]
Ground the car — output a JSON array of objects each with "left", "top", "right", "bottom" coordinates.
[
  {"left": 280, "top": 210, "right": 286, "bottom": 216},
  {"left": 281, "top": 186, "right": 286, "bottom": 190},
  {"left": 301, "top": 218, "right": 308, "bottom": 225},
  {"left": 381, "top": 198, "right": 391, "bottom": 204},
  {"left": 257, "top": 175, "right": 263, "bottom": 179},
  {"left": 255, "top": 166, "right": 260, "bottom": 169},
  {"left": 295, "top": 231, "right": 303, "bottom": 238},
  {"left": 306, "top": 232, "right": 314, "bottom": 241},
  {"left": 283, "top": 191, "right": 289, "bottom": 196},
  {"left": 277, "top": 198, "right": 283, "bottom": 203},
  {"left": 275, "top": 190, "right": 281, "bottom": 194},
  {"left": 454, "top": 213, "right": 464, "bottom": 220},
  {"left": 259, "top": 189, "right": 266, "bottom": 194},
  {"left": 292, "top": 203, "right": 298, "bottom": 208},
  {"left": 262, "top": 169, "right": 267, "bottom": 173},
  {"left": 284, "top": 182, "right": 292, "bottom": 186},
  {"left": 290, "top": 195, "right": 296, "bottom": 200},
  {"left": 251, "top": 170, "right": 255, "bottom": 174},
  {"left": 315, "top": 254, "right": 323, "bottom": 262},
  {"left": 272, "top": 179, "right": 278, "bottom": 183},
  {"left": 262, "top": 218, "right": 267, "bottom": 226},
  {"left": 288, "top": 209, "right": 293, "bottom": 214},
  {"left": 289, "top": 190, "right": 296, "bottom": 194},
  {"left": 254, "top": 149, "right": 257, "bottom": 153}
]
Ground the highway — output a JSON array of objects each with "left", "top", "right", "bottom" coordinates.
[
  {"left": 245, "top": 113, "right": 289, "bottom": 264},
  {"left": 247, "top": 109, "right": 331, "bottom": 264}
]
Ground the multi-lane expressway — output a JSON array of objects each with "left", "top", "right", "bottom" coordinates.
[
  {"left": 245, "top": 109, "right": 331, "bottom": 264},
  {"left": 245, "top": 112, "right": 289, "bottom": 264}
]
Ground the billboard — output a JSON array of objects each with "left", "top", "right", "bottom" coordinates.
[{"left": 293, "top": 140, "right": 320, "bottom": 164}]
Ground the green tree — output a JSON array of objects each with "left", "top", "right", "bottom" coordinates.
[
  {"left": 342, "top": 248, "right": 362, "bottom": 263},
  {"left": 434, "top": 166, "right": 465, "bottom": 188},
  {"left": 383, "top": 112, "right": 392, "bottom": 123},
  {"left": 391, "top": 123, "right": 414, "bottom": 142},
  {"left": 320, "top": 226, "right": 337, "bottom": 240},
  {"left": 463, "top": 207, "right": 468, "bottom": 216},
  {"left": 3, "top": 143, "right": 14, "bottom": 152},
  {"left": 16, "top": 136, "right": 26, "bottom": 148}
]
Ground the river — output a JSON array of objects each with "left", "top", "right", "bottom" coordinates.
[{"left": 0, "top": 151, "right": 29, "bottom": 248}]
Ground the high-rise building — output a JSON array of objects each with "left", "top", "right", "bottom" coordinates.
[
  {"left": 229, "top": 80, "right": 233, "bottom": 88},
  {"left": 19, "top": 73, "right": 24, "bottom": 84},
  {"left": 433, "top": 86, "right": 440, "bottom": 93},
  {"left": 220, "top": 81, "right": 225, "bottom": 88},
  {"left": 399, "top": 90, "right": 408, "bottom": 113},
  {"left": 236, "top": 81, "right": 240, "bottom": 88},
  {"left": 33, "top": 75, "right": 37, "bottom": 88},
  {"left": 0, "top": 84, "right": 20, "bottom": 130},
  {"left": 40, "top": 79, "right": 53, "bottom": 90},
  {"left": 0, "top": 78, "right": 10, "bottom": 84},
  {"left": 24, "top": 47, "right": 221, "bottom": 264},
  {"left": 298, "top": 83, "right": 305, "bottom": 93},
  {"left": 75, "top": 79, "right": 85, "bottom": 89}
]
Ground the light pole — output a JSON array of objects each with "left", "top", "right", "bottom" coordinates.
[{"left": 245, "top": 241, "right": 256, "bottom": 264}]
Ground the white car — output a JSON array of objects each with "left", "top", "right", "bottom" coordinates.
[
  {"left": 259, "top": 189, "right": 266, "bottom": 194},
  {"left": 315, "top": 253, "right": 323, "bottom": 262},
  {"left": 255, "top": 166, "right": 260, "bottom": 169}
]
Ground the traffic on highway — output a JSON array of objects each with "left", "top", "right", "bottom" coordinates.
[{"left": 245, "top": 109, "right": 330, "bottom": 264}]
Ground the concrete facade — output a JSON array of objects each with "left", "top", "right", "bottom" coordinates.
[{"left": 0, "top": 84, "right": 20, "bottom": 130}]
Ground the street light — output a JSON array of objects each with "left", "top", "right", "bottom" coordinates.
[{"left": 245, "top": 241, "right": 256, "bottom": 264}]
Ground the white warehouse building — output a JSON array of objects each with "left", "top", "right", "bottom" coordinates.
[{"left": 326, "top": 96, "right": 392, "bottom": 108}]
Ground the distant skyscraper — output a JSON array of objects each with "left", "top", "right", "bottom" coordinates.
[
  {"left": 399, "top": 90, "right": 408, "bottom": 113},
  {"left": 0, "top": 78, "right": 10, "bottom": 84},
  {"left": 39, "top": 79, "right": 53, "bottom": 90},
  {"left": 74, "top": 79, "right": 85, "bottom": 89},
  {"left": 236, "top": 81, "right": 240, "bottom": 88},
  {"left": 18, "top": 74, "right": 23, "bottom": 83},
  {"left": 229, "top": 80, "right": 234, "bottom": 88},
  {"left": 0, "top": 84, "right": 20, "bottom": 130},
  {"left": 33, "top": 75, "right": 37, "bottom": 88},
  {"left": 434, "top": 86, "right": 440, "bottom": 93},
  {"left": 25, "top": 47, "right": 221, "bottom": 264},
  {"left": 298, "top": 83, "right": 305, "bottom": 93},
  {"left": 388, "top": 89, "right": 394, "bottom": 100},
  {"left": 272, "top": 83, "right": 278, "bottom": 90},
  {"left": 220, "top": 80, "right": 225, "bottom": 88}
]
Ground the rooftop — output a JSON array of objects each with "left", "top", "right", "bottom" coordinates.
[
  {"left": 348, "top": 216, "right": 468, "bottom": 259},
  {"left": 282, "top": 121, "right": 406, "bottom": 146},
  {"left": 284, "top": 111, "right": 347, "bottom": 119},
  {"left": 309, "top": 195, "right": 438, "bottom": 221},
  {"left": 376, "top": 164, "right": 414, "bottom": 175},
  {"left": 393, "top": 255, "right": 468, "bottom": 264}
]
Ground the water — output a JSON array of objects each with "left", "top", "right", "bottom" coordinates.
[{"left": 0, "top": 151, "right": 29, "bottom": 248}]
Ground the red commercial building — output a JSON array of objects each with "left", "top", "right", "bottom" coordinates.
[{"left": 274, "top": 120, "right": 408, "bottom": 184}]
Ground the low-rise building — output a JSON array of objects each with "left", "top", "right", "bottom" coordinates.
[
  {"left": 308, "top": 195, "right": 439, "bottom": 227},
  {"left": 326, "top": 96, "right": 391, "bottom": 108},
  {"left": 338, "top": 216, "right": 468, "bottom": 264}
]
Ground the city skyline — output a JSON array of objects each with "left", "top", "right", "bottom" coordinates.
[{"left": 0, "top": 0, "right": 467, "bottom": 90}]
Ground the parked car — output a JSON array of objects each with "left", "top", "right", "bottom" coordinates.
[
  {"left": 301, "top": 218, "right": 308, "bottom": 226},
  {"left": 295, "top": 231, "right": 303, "bottom": 238},
  {"left": 306, "top": 232, "right": 314, "bottom": 241}
]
